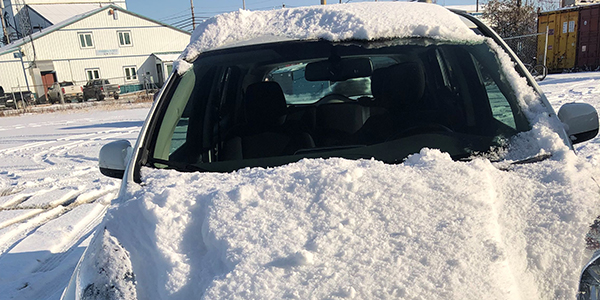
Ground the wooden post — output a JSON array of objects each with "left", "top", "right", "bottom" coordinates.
[{"left": 190, "top": 0, "right": 196, "bottom": 30}]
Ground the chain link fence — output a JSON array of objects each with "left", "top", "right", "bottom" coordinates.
[
  {"left": 503, "top": 33, "right": 541, "bottom": 66},
  {"left": 2, "top": 73, "right": 161, "bottom": 108}
]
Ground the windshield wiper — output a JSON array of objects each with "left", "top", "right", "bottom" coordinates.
[
  {"left": 294, "top": 145, "right": 366, "bottom": 155},
  {"left": 147, "top": 158, "right": 209, "bottom": 172},
  {"left": 510, "top": 153, "right": 552, "bottom": 165},
  {"left": 493, "top": 153, "right": 553, "bottom": 171}
]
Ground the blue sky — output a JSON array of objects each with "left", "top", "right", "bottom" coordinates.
[{"left": 126, "top": 0, "right": 476, "bottom": 25}]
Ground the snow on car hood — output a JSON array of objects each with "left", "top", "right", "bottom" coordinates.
[
  {"left": 176, "top": 2, "right": 484, "bottom": 74},
  {"left": 77, "top": 147, "right": 599, "bottom": 300}
]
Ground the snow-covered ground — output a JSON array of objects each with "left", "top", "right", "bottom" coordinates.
[
  {"left": 540, "top": 72, "right": 600, "bottom": 180},
  {"left": 0, "top": 72, "right": 599, "bottom": 299},
  {"left": 0, "top": 106, "right": 150, "bottom": 300}
]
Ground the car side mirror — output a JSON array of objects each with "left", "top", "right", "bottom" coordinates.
[
  {"left": 558, "top": 103, "right": 599, "bottom": 145},
  {"left": 579, "top": 251, "right": 600, "bottom": 299},
  {"left": 99, "top": 140, "right": 132, "bottom": 179}
]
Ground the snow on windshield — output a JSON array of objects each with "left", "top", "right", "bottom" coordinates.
[
  {"left": 81, "top": 149, "right": 599, "bottom": 300},
  {"left": 176, "top": 2, "right": 484, "bottom": 74}
]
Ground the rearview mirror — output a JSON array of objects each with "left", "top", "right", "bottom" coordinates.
[
  {"left": 305, "top": 57, "right": 373, "bottom": 82},
  {"left": 558, "top": 103, "right": 599, "bottom": 144},
  {"left": 99, "top": 139, "right": 132, "bottom": 179}
]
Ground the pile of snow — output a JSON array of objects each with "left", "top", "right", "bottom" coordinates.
[
  {"left": 80, "top": 149, "right": 599, "bottom": 300},
  {"left": 177, "top": 2, "right": 483, "bottom": 73}
]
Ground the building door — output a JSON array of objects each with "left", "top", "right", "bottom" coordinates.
[
  {"left": 41, "top": 71, "right": 56, "bottom": 95},
  {"left": 156, "top": 63, "right": 164, "bottom": 87}
]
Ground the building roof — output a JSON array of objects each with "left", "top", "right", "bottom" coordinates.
[
  {"left": 28, "top": 4, "right": 101, "bottom": 25},
  {"left": 443, "top": 4, "right": 484, "bottom": 13},
  {"left": 0, "top": 4, "right": 190, "bottom": 56},
  {"left": 152, "top": 52, "right": 181, "bottom": 62}
]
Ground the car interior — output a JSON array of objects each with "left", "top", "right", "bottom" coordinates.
[{"left": 146, "top": 39, "right": 531, "bottom": 172}]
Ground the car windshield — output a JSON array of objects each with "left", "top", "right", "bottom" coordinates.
[
  {"left": 146, "top": 38, "right": 531, "bottom": 172},
  {"left": 59, "top": 82, "right": 74, "bottom": 87}
]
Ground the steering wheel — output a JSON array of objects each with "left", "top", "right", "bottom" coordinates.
[
  {"left": 386, "top": 123, "right": 453, "bottom": 141},
  {"left": 315, "top": 93, "right": 353, "bottom": 105}
]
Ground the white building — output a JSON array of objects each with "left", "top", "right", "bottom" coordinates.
[
  {"left": 0, "top": 4, "right": 190, "bottom": 99},
  {"left": 2, "top": 0, "right": 126, "bottom": 41}
]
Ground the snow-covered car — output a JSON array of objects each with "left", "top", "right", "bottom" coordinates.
[{"left": 64, "top": 3, "right": 600, "bottom": 300}]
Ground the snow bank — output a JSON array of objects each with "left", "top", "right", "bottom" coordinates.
[
  {"left": 78, "top": 148, "right": 599, "bottom": 300},
  {"left": 177, "top": 3, "right": 483, "bottom": 73}
]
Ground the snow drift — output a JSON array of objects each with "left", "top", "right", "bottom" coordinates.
[{"left": 79, "top": 148, "right": 599, "bottom": 300}]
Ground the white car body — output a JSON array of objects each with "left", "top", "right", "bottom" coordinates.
[{"left": 62, "top": 4, "right": 600, "bottom": 300}]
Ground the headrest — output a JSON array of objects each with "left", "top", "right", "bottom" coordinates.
[
  {"left": 370, "top": 62, "right": 426, "bottom": 109},
  {"left": 245, "top": 81, "right": 288, "bottom": 126}
]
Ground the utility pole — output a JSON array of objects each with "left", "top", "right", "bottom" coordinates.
[
  {"left": 190, "top": 0, "right": 196, "bottom": 30},
  {"left": 243, "top": 0, "right": 246, "bottom": 9},
  {"left": 321, "top": 0, "right": 326, "bottom": 4},
  {"left": 0, "top": 1, "right": 10, "bottom": 44}
]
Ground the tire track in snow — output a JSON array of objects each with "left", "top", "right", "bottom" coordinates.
[
  {"left": 32, "top": 127, "right": 138, "bottom": 166},
  {"left": 0, "top": 141, "right": 56, "bottom": 155},
  {"left": 0, "top": 198, "right": 113, "bottom": 300},
  {"left": 32, "top": 201, "right": 109, "bottom": 273},
  {"left": 0, "top": 188, "right": 117, "bottom": 256}
]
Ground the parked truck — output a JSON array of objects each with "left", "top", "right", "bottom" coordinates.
[
  {"left": 47, "top": 81, "right": 83, "bottom": 104},
  {"left": 82, "top": 79, "right": 120, "bottom": 101},
  {"left": 0, "top": 86, "right": 33, "bottom": 109}
]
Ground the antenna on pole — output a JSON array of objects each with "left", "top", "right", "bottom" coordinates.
[{"left": 190, "top": 0, "right": 196, "bottom": 30}]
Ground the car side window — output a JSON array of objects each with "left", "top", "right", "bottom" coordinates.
[
  {"left": 153, "top": 70, "right": 197, "bottom": 161},
  {"left": 481, "top": 72, "right": 516, "bottom": 129},
  {"left": 472, "top": 57, "right": 518, "bottom": 131}
]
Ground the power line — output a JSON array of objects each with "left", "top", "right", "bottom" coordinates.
[
  {"left": 160, "top": 13, "right": 192, "bottom": 23},
  {"left": 157, "top": 8, "right": 192, "bottom": 21}
]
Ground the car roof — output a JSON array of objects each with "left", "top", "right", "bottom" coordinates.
[{"left": 176, "top": 3, "right": 484, "bottom": 74}]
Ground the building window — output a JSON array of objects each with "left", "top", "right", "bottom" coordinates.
[
  {"left": 118, "top": 31, "right": 132, "bottom": 46},
  {"left": 124, "top": 66, "right": 137, "bottom": 81},
  {"left": 86, "top": 68, "right": 100, "bottom": 81},
  {"left": 78, "top": 32, "right": 94, "bottom": 48}
]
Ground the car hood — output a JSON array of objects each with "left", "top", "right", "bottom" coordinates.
[{"left": 63, "top": 147, "right": 599, "bottom": 300}]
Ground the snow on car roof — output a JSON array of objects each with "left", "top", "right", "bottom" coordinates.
[{"left": 176, "top": 2, "right": 483, "bottom": 73}]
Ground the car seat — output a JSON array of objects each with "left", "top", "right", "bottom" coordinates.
[
  {"left": 350, "top": 61, "right": 428, "bottom": 144},
  {"left": 221, "top": 81, "right": 315, "bottom": 160}
]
